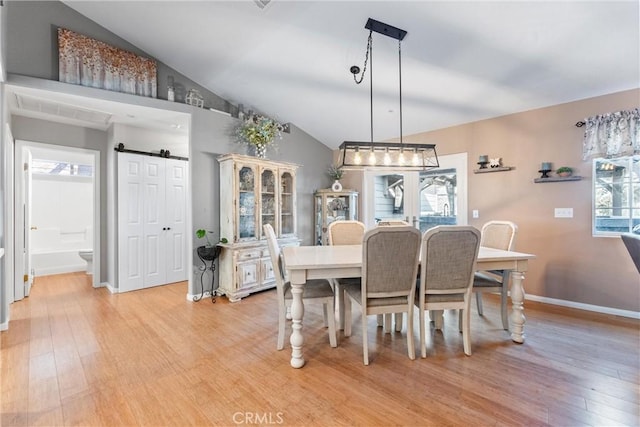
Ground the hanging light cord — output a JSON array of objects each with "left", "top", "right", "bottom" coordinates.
[
  {"left": 352, "top": 31, "right": 372, "bottom": 84},
  {"left": 398, "top": 39, "right": 403, "bottom": 146},
  {"left": 351, "top": 31, "right": 374, "bottom": 143}
]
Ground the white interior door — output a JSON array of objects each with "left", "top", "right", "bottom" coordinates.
[
  {"left": 13, "top": 146, "right": 29, "bottom": 300},
  {"left": 117, "top": 153, "right": 144, "bottom": 292},
  {"left": 24, "top": 149, "right": 33, "bottom": 296},
  {"left": 164, "top": 159, "right": 188, "bottom": 284},
  {"left": 142, "top": 157, "right": 165, "bottom": 288}
]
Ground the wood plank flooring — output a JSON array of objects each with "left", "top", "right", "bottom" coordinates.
[{"left": 1, "top": 272, "right": 639, "bottom": 426}]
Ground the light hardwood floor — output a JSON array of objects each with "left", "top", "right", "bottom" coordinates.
[{"left": 1, "top": 272, "right": 639, "bottom": 426}]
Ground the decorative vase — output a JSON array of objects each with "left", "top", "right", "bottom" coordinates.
[
  {"left": 253, "top": 144, "right": 267, "bottom": 159},
  {"left": 558, "top": 172, "right": 572, "bottom": 177},
  {"left": 331, "top": 180, "right": 343, "bottom": 192}
]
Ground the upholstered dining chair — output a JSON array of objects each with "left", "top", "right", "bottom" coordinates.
[
  {"left": 416, "top": 226, "right": 481, "bottom": 357},
  {"left": 621, "top": 233, "right": 640, "bottom": 274},
  {"left": 263, "top": 224, "right": 337, "bottom": 350},
  {"left": 472, "top": 220, "right": 518, "bottom": 330},
  {"left": 342, "top": 226, "right": 422, "bottom": 365},
  {"left": 327, "top": 220, "right": 366, "bottom": 329},
  {"left": 327, "top": 220, "right": 366, "bottom": 246}
]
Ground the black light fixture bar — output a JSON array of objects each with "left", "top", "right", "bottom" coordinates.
[
  {"left": 365, "top": 18, "right": 407, "bottom": 41},
  {"left": 338, "top": 141, "right": 438, "bottom": 170}
]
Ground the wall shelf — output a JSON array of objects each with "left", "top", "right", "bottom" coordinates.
[
  {"left": 473, "top": 167, "right": 513, "bottom": 174},
  {"left": 534, "top": 176, "right": 582, "bottom": 183}
]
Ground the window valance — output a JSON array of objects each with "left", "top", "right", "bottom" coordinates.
[{"left": 582, "top": 108, "right": 640, "bottom": 160}]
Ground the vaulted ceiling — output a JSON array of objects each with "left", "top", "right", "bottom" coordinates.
[{"left": 61, "top": 1, "right": 638, "bottom": 149}]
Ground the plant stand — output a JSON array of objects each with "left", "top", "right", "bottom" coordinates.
[{"left": 195, "top": 245, "right": 222, "bottom": 303}]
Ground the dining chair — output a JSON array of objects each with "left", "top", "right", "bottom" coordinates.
[
  {"left": 327, "top": 220, "right": 366, "bottom": 330},
  {"left": 375, "top": 219, "right": 411, "bottom": 331},
  {"left": 472, "top": 220, "right": 518, "bottom": 330},
  {"left": 342, "top": 226, "right": 421, "bottom": 365},
  {"left": 263, "top": 224, "right": 337, "bottom": 350},
  {"left": 416, "top": 226, "right": 481, "bottom": 357},
  {"left": 327, "top": 220, "right": 366, "bottom": 245},
  {"left": 621, "top": 233, "right": 640, "bottom": 274}
]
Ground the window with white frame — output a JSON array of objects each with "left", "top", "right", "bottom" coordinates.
[{"left": 593, "top": 155, "right": 640, "bottom": 235}]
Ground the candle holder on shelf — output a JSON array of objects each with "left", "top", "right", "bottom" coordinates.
[
  {"left": 538, "top": 162, "right": 552, "bottom": 179},
  {"left": 477, "top": 154, "right": 489, "bottom": 169}
]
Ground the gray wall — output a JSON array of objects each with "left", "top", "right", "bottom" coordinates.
[{"left": 2, "top": 1, "right": 332, "bottom": 302}]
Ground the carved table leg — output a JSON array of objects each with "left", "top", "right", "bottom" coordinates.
[
  {"left": 289, "top": 283, "right": 305, "bottom": 368},
  {"left": 509, "top": 271, "right": 526, "bottom": 343}
]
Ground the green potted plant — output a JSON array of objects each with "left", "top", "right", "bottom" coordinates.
[
  {"left": 196, "top": 229, "right": 227, "bottom": 261},
  {"left": 556, "top": 166, "right": 573, "bottom": 177}
]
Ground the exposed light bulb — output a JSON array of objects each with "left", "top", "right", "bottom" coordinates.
[
  {"left": 412, "top": 150, "right": 420, "bottom": 166},
  {"left": 398, "top": 149, "right": 405, "bottom": 166},
  {"left": 354, "top": 149, "right": 362, "bottom": 165},
  {"left": 368, "top": 149, "right": 376, "bottom": 165},
  {"left": 383, "top": 148, "right": 391, "bottom": 166}
]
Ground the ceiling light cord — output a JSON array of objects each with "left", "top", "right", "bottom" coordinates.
[
  {"left": 351, "top": 31, "right": 372, "bottom": 85},
  {"left": 398, "top": 39, "right": 403, "bottom": 147}
]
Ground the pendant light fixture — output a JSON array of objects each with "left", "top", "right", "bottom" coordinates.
[{"left": 338, "top": 18, "right": 439, "bottom": 170}]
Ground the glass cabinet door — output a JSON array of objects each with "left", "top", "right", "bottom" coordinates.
[
  {"left": 280, "top": 171, "right": 295, "bottom": 236},
  {"left": 315, "top": 194, "right": 323, "bottom": 245},
  {"left": 326, "top": 195, "right": 350, "bottom": 228},
  {"left": 260, "top": 168, "right": 276, "bottom": 238},
  {"left": 237, "top": 165, "right": 257, "bottom": 240}
]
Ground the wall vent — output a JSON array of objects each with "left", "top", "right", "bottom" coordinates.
[{"left": 14, "top": 93, "right": 113, "bottom": 126}]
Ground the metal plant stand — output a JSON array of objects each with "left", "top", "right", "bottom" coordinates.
[{"left": 195, "top": 245, "right": 222, "bottom": 303}]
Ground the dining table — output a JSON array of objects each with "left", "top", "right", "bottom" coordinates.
[{"left": 282, "top": 244, "right": 536, "bottom": 368}]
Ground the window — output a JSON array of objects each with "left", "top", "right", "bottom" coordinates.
[
  {"left": 593, "top": 155, "right": 640, "bottom": 235},
  {"left": 31, "top": 159, "right": 93, "bottom": 177}
]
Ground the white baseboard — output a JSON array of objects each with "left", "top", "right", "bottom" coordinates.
[
  {"left": 0, "top": 320, "right": 8, "bottom": 331},
  {"left": 525, "top": 294, "right": 640, "bottom": 319},
  {"left": 105, "top": 283, "right": 117, "bottom": 294}
]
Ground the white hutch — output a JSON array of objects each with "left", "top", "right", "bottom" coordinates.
[{"left": 217, "top": 153, "right": 299, "bottom": 301}]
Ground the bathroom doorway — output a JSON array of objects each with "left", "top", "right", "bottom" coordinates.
[{"left": 14, "top": 140, "right": 100, "bottom": 298}]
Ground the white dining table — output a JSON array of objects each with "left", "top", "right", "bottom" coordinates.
[{"left": 282, "top": 244, "right": 535, "bottom": 368}]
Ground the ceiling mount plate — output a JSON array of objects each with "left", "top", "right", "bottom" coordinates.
[{"left": 365, "top": 18, "right": 407, "bottom": 41}]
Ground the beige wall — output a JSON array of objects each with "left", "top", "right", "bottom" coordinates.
[{"left": 339, "top": 89, "right": 640, "bottom": 313}]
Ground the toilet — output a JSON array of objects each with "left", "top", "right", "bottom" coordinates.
[{"left": 78, "top": 250, "right": 93, "bottom": 275}]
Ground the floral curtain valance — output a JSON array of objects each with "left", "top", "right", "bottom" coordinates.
[{"left": 582, "top": 108, "right": 640, "bottom": 160}]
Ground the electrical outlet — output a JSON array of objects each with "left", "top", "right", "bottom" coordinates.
[
  {"left": 472, "top": 210, "right": 479, "bottom": 219},
  {"left": 554, "top": 208, "right": 573, "bottom": 218}
]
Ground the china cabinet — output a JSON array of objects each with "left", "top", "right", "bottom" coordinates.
[
  {"left": 314, "top": 188, "right": 359, "bottom": 245},
  {"left": 217, "top": 154, "right": 299, "bottom": 301}
]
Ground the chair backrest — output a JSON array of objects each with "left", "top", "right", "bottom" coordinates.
[
  {"left": 362, "top": 226, "right": 422, "bottom": 299},
  {"left": 263, "top": 224, "right": 287, "bottom": 295},
  {"left": 420, "top": 226, "right": 481, "bottom": 295},
  {"left": 480, "top": 221, "right": 517, "bottom": 251},
  {"left": 328, "top": 220, "right": 366, "bottom": 246},
  {"left": 621, "top": 233, "right": 640, "bottom": 274}
]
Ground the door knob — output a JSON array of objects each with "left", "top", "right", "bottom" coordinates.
[{"left": 30, "top": 226, "right": 38, "bottom": 230}]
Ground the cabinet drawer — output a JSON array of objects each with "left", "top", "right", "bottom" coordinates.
[{"left": 236, "top": 250, "right": 261, "bottom": 261}]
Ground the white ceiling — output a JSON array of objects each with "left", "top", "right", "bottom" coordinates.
[{"left": 52, "top": 1, "right": 640, "bottom": 149}]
